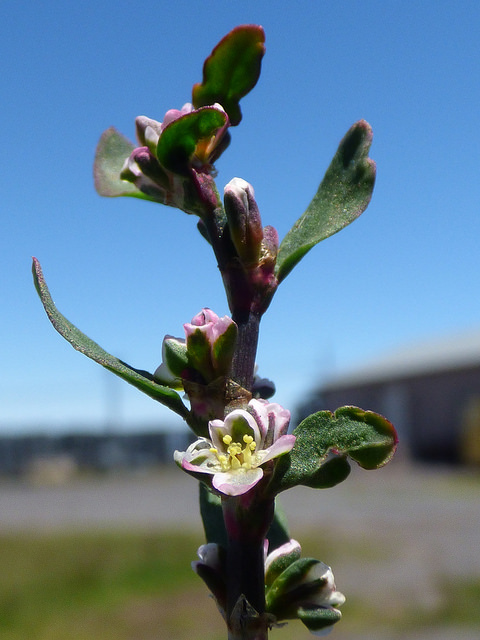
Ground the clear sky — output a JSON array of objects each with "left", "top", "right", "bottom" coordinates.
[{"left": 2, "top": 0, "right": 480, "bottom": 434}]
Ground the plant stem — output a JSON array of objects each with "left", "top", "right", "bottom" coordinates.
[
  {"left": 222, "top": 495, "right": 274, "bottom": 640},
  {"left": 203, "top": 187, "right": 271, "bottom": 638},
  {"left": 230, "top": 311, "right": 261, "bottom": 393}
]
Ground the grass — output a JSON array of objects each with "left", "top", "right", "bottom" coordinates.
[
  {"left": 0, "top": 531, "right": 224, "bottom": 640},
  {"left": 0, "top": 528, "right": 479, "bottom": 640}
]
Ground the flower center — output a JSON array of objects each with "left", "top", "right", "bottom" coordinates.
[{"left": 210, "top": 434, "right": 257, "bottom": 471}]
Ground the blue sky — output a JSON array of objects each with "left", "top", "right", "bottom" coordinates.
[{"left": 2, "top": 1, "right": 480, "bottom": 433}]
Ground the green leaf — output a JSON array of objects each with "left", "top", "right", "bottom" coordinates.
[
  {"left": 199, "top": 482, "right": 228, "bottom": 547},
  {"left": 32, "top": 258, "right": 189, "bottom": 420},
  {"left": 297, "top": 606, "right": 342, "bottom": 633},
  {"left": 299, "top": 455, "right": 351, "bottom": 490},
  {"left": 93, "top": 127, "right": 156, "bottom": 201},
  {"left": 264, "top": 538, "right": 302, "bottom": 588},
  {"left": 192, "top": 25, "right": 265, "bottom": 126},
  {"left": 162, "top": 337, "right": 189, "bottom": 378},
  {"left": 266, "top": 557, "right": 319, "bottom": 612},
  {"left": 275, "top": 120, "right": 376, "bottom": 283},
  {"left": 273, "top": 406, "right": 397, "bottom": 492},
  {"left": 157, "top": 107, "right": 227, "bottom": 176}
]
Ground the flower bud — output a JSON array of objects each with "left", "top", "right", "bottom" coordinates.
[
  {"left": 192, "top": 543, "right": 227, "bottom": 615},
  {"left": 153, "top": 335, "right": 188, "bottom": 388},
  {"left": 265, "top": 550, "right": 345, "bottom": 634},
  {"left": 161, "top": 335, "right": 189, "bottom": 378},
  {"left": 135, "top": 116, "right": 163, "bottom": 153},
  {"left": 184, "top": 308, "right": 237, "bottom": 382},
  {"left": 224, "top": 178, "right": 264, "bottom": 267},
  {"left": 120, "top": 147, "right": 170, "bottom": 200}
]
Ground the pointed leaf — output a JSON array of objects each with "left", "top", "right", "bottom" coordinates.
[
  {"left": 94, "top": 126, "right": 156, "bottom": 201},
  {"left": 275, "top": 120, "right": 376, "bottom": 283},
  {"left": 32, "top": 258, "right": 189, "bottom": 419},
  {"left": 192, "top": 25, "right": 265, "bottom": 126},
  {"left": 157, "top": 107, "right": 227, "bottom": 176},
  {"left": 273, "top": 406, "right": 397, "bottom": 492}
]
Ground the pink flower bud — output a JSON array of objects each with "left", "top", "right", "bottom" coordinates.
[{"left": 183, "top": 308, "right": 237, "bottom": 382}]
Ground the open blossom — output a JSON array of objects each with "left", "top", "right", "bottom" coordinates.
[{"left": 174, "top": 399, "right": 295, "bottom": 496}]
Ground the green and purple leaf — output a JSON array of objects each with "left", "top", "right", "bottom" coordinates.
[
  {"left": 273, "top": 405, "right": 397, "bottom": 492},
  {"left": 32, "top": 258, "right": 189, "bottom": 419},
  {"left": 275, "top": 120, "right": 376, "bottom": 283},
  {"left": 157, "top": 106, "right": 228, "bottom": 176},
  {"left": 192, "top": 25, "right": 265, "bottom": 126},
  {"left": 93, "top": 127, "right": 156, "bottom": 201}
]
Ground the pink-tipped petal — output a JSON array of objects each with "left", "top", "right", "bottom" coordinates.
[
  {"left": 259, "top": 434, "right": 296, "bottom": 464},
  {"left": 212, "top": 468, "right": 263, "bottom": 496}
]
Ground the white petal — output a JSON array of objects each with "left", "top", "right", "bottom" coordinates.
[
  {"left": 212, "top": 467, "right": 263, "bottom": 496},
  {"left": 258, "top": 434, "right": 296, "bottom": 465},
  {"left": 304, "top": 563, "right": 346, "bottom": 608}
]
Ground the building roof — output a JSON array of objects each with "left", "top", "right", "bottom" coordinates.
[{"left": 322, "top": 328, "right": 480, "bottom": 390}]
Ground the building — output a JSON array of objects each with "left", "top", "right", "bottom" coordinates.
[
  {"left": 0, "top": 429, "right": 192, "bottom": 478},
  {"left": 298, "top": 330, "right": 480, "bottom": 464}
]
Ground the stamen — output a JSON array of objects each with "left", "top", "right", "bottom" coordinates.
[
  {"left": 227, "top": 443, "right": 242, "bottom": 457},
  {"left": 230, "top": 456, "right": 241, "bottom": 470},
  {"left": 210, "top": 432, "right": 261, "bottom": 473}
]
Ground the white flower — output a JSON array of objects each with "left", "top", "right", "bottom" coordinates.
[{"left": 174, "top": 399, "right": 295, "bottom": 496}]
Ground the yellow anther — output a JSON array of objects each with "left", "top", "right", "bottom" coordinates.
[
  {"left": 210, "top": 431, "right": 261, "bottom": 473},
  {"left": 227, "top": 443, "right": 241, "bottom": 456}
]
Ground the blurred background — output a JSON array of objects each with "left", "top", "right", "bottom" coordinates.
[{"left": 2, "top": 1, "right": 480, "bottom": 638}]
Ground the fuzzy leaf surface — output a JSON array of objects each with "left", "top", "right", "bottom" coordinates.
[
  {"left": 273, "top": 406, "right": 397, "bottom": 492},
  {"left": 93, "top": 127, "right": 155, "bottom": 200},
  {"left": 275, "top": 120, "right": 376, "bottom": 283}
]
